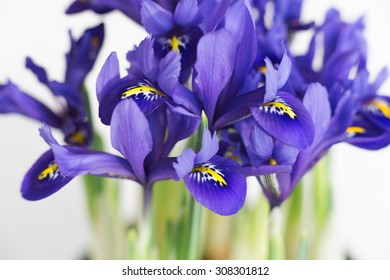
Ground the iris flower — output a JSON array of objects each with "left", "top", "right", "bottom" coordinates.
[
  {"left": 174, "top": 128, "right": 247, "bottom": 216},
  {"left": 22, "top": 95, "right": 200, "bottom": 200},
  {"left": 0, "top": 23, "right": 105, "bottom": 146}
]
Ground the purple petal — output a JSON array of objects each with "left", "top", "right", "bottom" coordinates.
[
  {"left": 96, "top": 52, "right": 120, "bottom": 103},
  {"left": 21, "top": 149, "right": 73, "bottom": 201},
  {"left": 194, "top": 129, "right": 219, "bottom": 164},
  {"left": 222, "top": 0, "right": 256, "bottom": 97},
  {"left": 173, "top": 148, "right": 196, "bottom": 179},
  {"left": 240, "top": 165, "right": 292, "bottom": 177},
  {"left": 162, "top": 103, "right": 201, "bottom": 157},
  {"left": 184, "top": 155, "right": 246, "bottom": 216},
  {"left": 65, "top": 23, "right": 104, "bottom": 88},
  {"left": 0, "top": 82, "right": 61, "bottom": 128},
  {"left": 40, "top": 124, "right": 136, "bottom": 179},
  {"left": 362, "top": 96, "right": 390, "bottom": 130},
  {"left": 273, "top": 141, "right": 299, "bottom": 166},
  {"left": 127, "top": 37, "right": 159, "bottom": 81},
  {"left": 141, "top": 0, "right": 174, "bottom": 36},
  {"left": 147, "top": 158, "right": 177, "bottom": 185},
  {"left": 199, "top": 0, "right": 231, "bottom": 32},
  {"left": 193, "top": 29, "right": 236, "bottom": 121},
  {"left": 110, "top": 98, "right": 153, "bottom": 183},
  {"left": 25, "top": 57, "right": 49, "bottom": 84},
  {"left": 158, "top": 51, "right": 181, "bottom": 94},
  {"left": 251, "top": 91, "right": 315, "bottom": 149},
  {"left": 171, "top": 83, "right": 202, "bottom": 116},
  {"left": 303, "top": 83, "right": 331, "bottom": 143},
  {"left": 277, "top": 51, "right": 292, "bottom": 89},
  {"left": 247, "top": 123, "right": 274, "bottom": 165},
  {"left": 264, "top": 57, "right": 279, "bottom": 102},
  {"left": 173, "top": 0, "right": 201, "bottom": 27}
]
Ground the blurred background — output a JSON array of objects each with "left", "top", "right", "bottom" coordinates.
[{"left": 0, "top": 0, "right": 389, "bottom": 259}]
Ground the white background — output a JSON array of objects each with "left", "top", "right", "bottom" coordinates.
[{"left": 0, "top": 0, "right": 390, "bottom": 259}]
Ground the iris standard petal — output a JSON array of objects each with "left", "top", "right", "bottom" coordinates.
[
  {"left": 21, "top": 149, "right": 73, "bottom": 201},
  {"left": 184, "top": 155, "right": 246, "bottom": 216},
  {"left": 173, "top": 148, "right": 197, "bottom": 180},
  {"left": 158, "top": 51, "right": 181, "bottom": 94},
  {"left": 141, "top": 0, "right": 174, "bottom": 37},
  {"left": 247, "top": 123, "right": 274, "bottom": 166},
  {"left": 96, "top": 52, "right": 120, "bottom": 103},
  {"left": 127, "top": 37, "right": 159, "bottom": 81},
  {"left": 251, "top": 91, "right": 315, "bottom": 149},
  {"left": 194, "top": 129, "right": 219, "bottom": 164},
  {"left": 147, "top": 158, "right": 178, "bottom": 185},
  {"left": 174, "top": 0, "right": 201, "bottom": 27},
  {"left": 110, "top": 98, "right": 153, "bottom": 182},
  {"left": 193, "top": 29, "right": 236, "bottom": 122}
]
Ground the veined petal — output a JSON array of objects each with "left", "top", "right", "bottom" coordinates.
[
  {"left": 111, "top": 98, "right": 153, "bottom": 182},
  {"left": 259, "top": 172, "right": 292, "bottom": 207},
  {"left": 127, "top": 37, "right": 159, "bottom": 81},
  {"left": 99, "top": 77, "right": 167, "bottom": 125},
  {"left": 158, "top": 51, "right": 181, "bottom": 94},
  {"left": 21, "top": 149, "right": 73, "bottom": 201},
  {"left": 247, "top": 123, "right": 273, "bottom": 166},
  {"left": 141, "top": 0, "right": 174, "bottom": 36},
  {"left": 193, "top": 29, "right": 236, "bottom": 122},
  {"left": 174, "top": 0, "right": 201, "bottom": 27},
  {"left": 251, "top": 91, "right": 315, "bottom": 149},
  {"left": 184, "top": 155, "right": 246, "bottom": 216}
]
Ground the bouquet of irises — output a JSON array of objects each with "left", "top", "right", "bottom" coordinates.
[{"left": 1, "top": 0, "right": 390, "bottom": 259}]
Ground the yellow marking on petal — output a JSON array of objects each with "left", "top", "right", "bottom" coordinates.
[
  {"left": 263, "top": 101, "right": 297, "bottom": 119},
  {"left": 38, "top": 163, "right": 58, "bottom": 180},
  {"left": 258, "top": 66, "right": 267, "bottom": 74},
  {"left": 369, "top": 99, "right": 390, "bottom": 119},
  {"left": 346, "top": 126, "right": 366, "bottom": 134},
  {"left": 69, "top": 131, "right": 86, "bottom": 145},
  {"left": 171, "top": 35, "right": 180, "bottom": 52},
  {"left": 192, "top": 166, "right": 227, "bottom": 187},
  {"left": 121, "top": 86, "right": 166, "bottom": 99},
  {"left": 269, "top": 158, "right": 278, "bottom": 166}
]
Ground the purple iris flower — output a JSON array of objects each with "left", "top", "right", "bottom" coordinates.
[
  {"left": 250, "top": 53, "right": 315, "bottom": 149},
  {"left": 22, "top": 94, "right": 200, "bottom": 200},
  {"left": 0, "top": 23, "right": 105, "bottom": 146},
  {"left": 140, "top": 0, "right": 205, "bottom": 81},
  {"left": 294, "top": 9, "right": 366, "bottom": 95},
  {"left": 66, "top": 0, "right": 180, "bottom": 25},
  {"left": 97, "top": 37, "right": 201, "bottom": 126},
  {"left": 344, "top": 68, "right": 390, "bottom": 150},
  {"left": 173, "top": 128, "right": 247, "bottom": 216}
]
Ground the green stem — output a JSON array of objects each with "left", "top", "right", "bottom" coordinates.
[{"left": 188, "top": 201, "right": 202, "bottom": 259}]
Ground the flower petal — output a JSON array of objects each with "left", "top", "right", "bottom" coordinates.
[
  {"left": 111, "top": 98, "right": 153, "bottom": 182},
  {"left": 162, "top": 103, "right": 201, "bottom": 157},
  {"left": 193, "top": 29, "right": 236, "bottom": 122},
  {"left": 40, "top": 124, "right": 136, "bottom": 179},
  {"left": 251, "top": 91, "right": 315, "bottom": 149},
  {"left": 184, "top": 155, "right": 246, "bottom": 216},
  {"left": 194, "top": 129, "right": 219, "bottom": 164},
  {"left": 141, "top": 0, "right": 173, "bottom": 36},
  {"left": 173, "top": 0, "right": 201, "bottom": 27},
  {"left": 173, "top": 148, "right": 196, "bottom": 180},
  {"left": 21, "top": 149, "right": 73, "bottom": 201},
  {"left": 96, "top": 52, "right": 120, "bottom": 103},
  {"left": 0, "top": 82, "right": 61, "bottom": 128}
]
